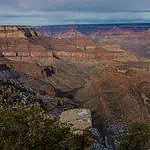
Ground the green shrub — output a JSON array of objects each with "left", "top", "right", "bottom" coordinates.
[
  {"left": 0, "top": 105, "right": 84, "bottom": 150},
  {"left": 120, "top": 123, "right": 150, "bottom": 150}
]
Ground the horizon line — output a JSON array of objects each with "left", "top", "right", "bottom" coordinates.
[{"left": 1, "top": 22, "right": 150, "bottom": 27}]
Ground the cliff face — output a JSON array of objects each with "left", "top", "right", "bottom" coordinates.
[
  {"left": 1, "top": 51, "right": 138, "bottom": 67},
  {"left": 0, "top": 26, "right": 139, "bottom": 64},
  {"left": 0, "top": 26, "right": 45, "bottom": 52},
  {"left": 0, "top": 26, "right": 25, "bottom": 38},
  {"left": 91, "top": 29, "right": 150, "bottom": 58},
  {"left": 0, "top": 26, "right": 41, "bottom": 38},
  {"left": 75, "top": 65, "right": 150, "bottom": 128}
]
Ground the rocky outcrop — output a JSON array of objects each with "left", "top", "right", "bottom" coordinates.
[
  {"left": 0, "top": 26, "right": 25, "bottom": 38},
  {"left": 58, "top": 28, "right": 85, "bottom": 39},
  {"left": 0, "top": 26, "right": 40, "bottom": 38},
  {"left": 0, "top": 26, "right": 45, "bottom": 54},
  {"left": 60, "top": 109, "right": 92, "bottom": 134}
]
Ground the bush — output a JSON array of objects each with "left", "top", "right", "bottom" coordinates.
[
  {"left": 120, "top": 123, "right": 150, "bottom": 150},
  {"left": 0, "top": 105, "right": 85, "bottom": 150}
]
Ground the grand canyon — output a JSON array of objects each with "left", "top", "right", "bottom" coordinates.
[{"left": 0, "top": 24, "right": 150, "bottom": 149}]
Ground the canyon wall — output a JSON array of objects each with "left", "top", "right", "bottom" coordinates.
[
  {"left": 0, "top": 26, "right": 27, "bottom": 38},
  {"left": 1, "top": 51, "right": 139, "bottom": 65},
  {"left": 0, "top": 26, "right": 139, "bottom": 65}
]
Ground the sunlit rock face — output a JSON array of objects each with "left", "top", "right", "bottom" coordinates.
[
  {"left": 0, "top": 26, "right": 40, "bottom": 38},
  {"left": 0, "top": 26, "right": 45, "bottom": 53},
  {"left": 59, "top": 109, "right": 92, "bottom": 134},
  {"left": 0, "top": 26, "right": 25, "bottom": 38}
]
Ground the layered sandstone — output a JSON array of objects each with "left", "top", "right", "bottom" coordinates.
[
  {"left": 1, "top": 50, "right": 138, "bottom": 65},
  {"left": 0, "top": 26, "right": 25, "bottom": 38},
  {"left": 0, "top": 26, "right": 45, "bottom": 52},
  {"left": 0, "top": 26, "right": 139, "bottom": 65}
]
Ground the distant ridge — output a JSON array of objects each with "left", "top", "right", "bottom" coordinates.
[
  {"left": 0, "top": 25, "right": 32, "bottom": 28},
  {"left": 36, "top": 23, "right": 150, "bottom": 28}
]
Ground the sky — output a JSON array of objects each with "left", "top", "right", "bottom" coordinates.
[{"left": 1, "top": 0, "right": 150, "bottom": 25}]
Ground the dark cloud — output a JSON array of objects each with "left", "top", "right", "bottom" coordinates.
[{"left": 1, "top": 0, "right": 150, "bottom": 12}]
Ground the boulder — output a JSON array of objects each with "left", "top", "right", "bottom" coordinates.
[{"left": 59, "top": 109, "right": 92, "bottom": 134}]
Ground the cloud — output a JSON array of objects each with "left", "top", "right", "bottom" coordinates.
[
  {"left": 0, "top": 0, "right": 150, "bottom": 25},
  {"left": 0, "top": 11, "right": 150, "bottom": 26},
  {"left": 1, "top": 0, "right": 150, "bottom": 12}
]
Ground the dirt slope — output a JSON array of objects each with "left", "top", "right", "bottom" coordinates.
[{"left": 75, "top": 65, "right": 150, "bottom": 129}]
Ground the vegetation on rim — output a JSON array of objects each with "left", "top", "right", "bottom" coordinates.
[{"left": 120, "top": 123, "right": 150, "bottom": 150}]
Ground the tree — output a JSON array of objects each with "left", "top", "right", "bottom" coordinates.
[
  {"left": 120, "top": 123, "right": 150, "bottom": 150},
  {"left": 0, "top": 105, "right": 87, "bottom": 150}
]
